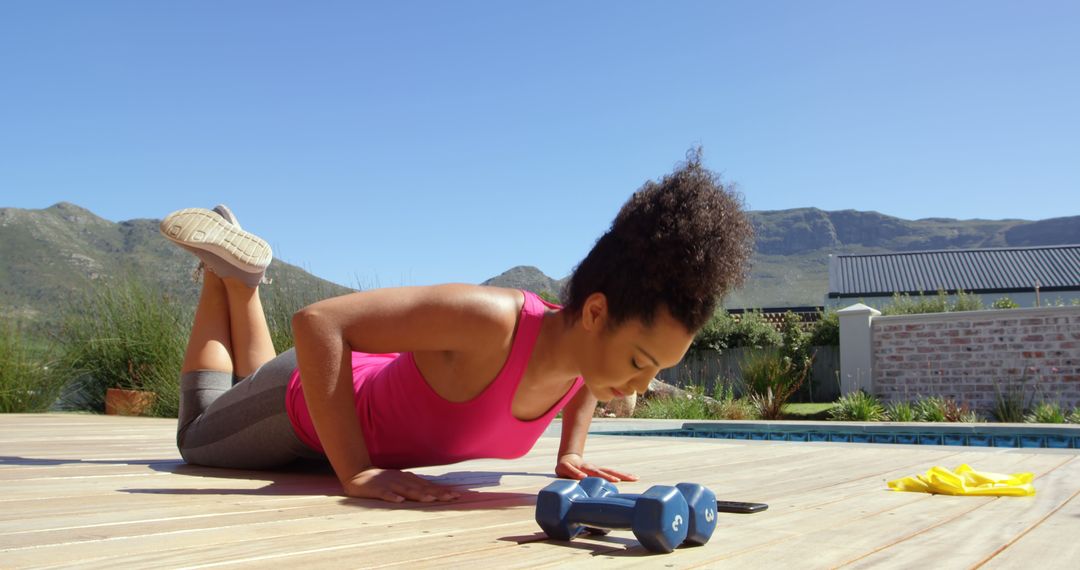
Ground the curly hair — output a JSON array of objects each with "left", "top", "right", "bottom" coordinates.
[{"left": 562, "top": 149, "right": 755, "bottom": 332}]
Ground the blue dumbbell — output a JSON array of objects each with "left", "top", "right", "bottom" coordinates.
[
  {"left": 578, "top": 477, "right": 718, "bottom": 546},
  {"left": 535, "top": 479, "right": 690, "bottom": 553}
]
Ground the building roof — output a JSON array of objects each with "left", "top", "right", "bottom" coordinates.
[{"left": 827, "top": 245, "right": 1080, "bottom": 298}]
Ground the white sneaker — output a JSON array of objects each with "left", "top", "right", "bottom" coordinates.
[
  {"left": 212, "top": 204, "right": 241, "bottom": 228},
  {"left": 160, "top": 207, "right": 271, "bottom": 287}
]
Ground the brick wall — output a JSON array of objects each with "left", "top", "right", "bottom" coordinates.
[{"left": 871, "top": 306, "right": 1080, "bottom": 412}]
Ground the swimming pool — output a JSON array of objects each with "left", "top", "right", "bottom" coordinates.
[{"left": 593, "top": 421, "right": 1080, "bottom": 449}]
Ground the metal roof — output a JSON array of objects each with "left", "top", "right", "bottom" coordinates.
[{"left": 827, "top": 245, "right": 1080, "bottom": 298}]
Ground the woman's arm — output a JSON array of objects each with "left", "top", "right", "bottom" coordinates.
[
  {"left": 555, "top": 388, "right": 639, "bottom": 482},
  {"left": 291, "top": 284, "right": 517, "bottom": 501}
]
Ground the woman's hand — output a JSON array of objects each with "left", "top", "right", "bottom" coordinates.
[
  {"left": 555, "top": 453, "right": 639, "bottom": 483},
  {"left": 343, "top": 468, "right": 461, "bottom": 503}
]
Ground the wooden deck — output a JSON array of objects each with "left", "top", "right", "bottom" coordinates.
[{"left": 2, "top": 413, "right": 1079, "bottom": 569}]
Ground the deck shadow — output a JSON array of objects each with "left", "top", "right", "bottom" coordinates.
[
  {"left": 500, "top": 531, "right": 654, "bottom": 557},
  {"left": 121, "top": 465, "right": 545, "bottom": 510},
  {"left": 0, "top": 455, "right": 183, "bottom": 467}
]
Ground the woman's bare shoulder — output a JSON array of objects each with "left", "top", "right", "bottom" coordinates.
[
  {"left": 397, "top": 284, "right": 525, "bottom": 356},
  {"left": 424, "top": 283, "right": 525, "bottom": 330}
]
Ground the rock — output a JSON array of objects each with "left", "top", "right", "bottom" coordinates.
[
  {"left": 594, "top": 379, "right": 717, "bottom": 418},
  {"left": 606, "top": 392, "right": 637, "bottom": 417}
]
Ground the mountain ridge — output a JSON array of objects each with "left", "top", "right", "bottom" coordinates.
[{"left": 2, "top": 203, "right": 1077, "bottom": 322}]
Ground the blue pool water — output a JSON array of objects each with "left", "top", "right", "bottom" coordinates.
[{"left": 594, "top": 423, "right": 1080, "bottom": 449}]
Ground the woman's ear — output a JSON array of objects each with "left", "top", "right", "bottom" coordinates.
[{"left": 581, "top": 292, "right": 608, "bottom": 332}]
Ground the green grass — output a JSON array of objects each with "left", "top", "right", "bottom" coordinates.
[
  {"left": 54, "top": 274, "right": 191, "bottom": 417},
  {"left": 782, "top": 403, "right": 835, "bottom": 420},
  {"left": 0, "top": 321, "right": 67, "bottom": 412}
]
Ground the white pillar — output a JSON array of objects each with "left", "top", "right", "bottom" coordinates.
[{"left": 837, "top": 303, "right": 881, "bottom": 396}]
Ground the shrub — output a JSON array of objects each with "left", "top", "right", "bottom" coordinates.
[
  {"left": 992, "top": 296, "right": 1019, "bottom": 309},
  {"left": 911, "top": 396, "right": 981, "bottom": 423},
  {"left": 55, "top": 275, "right": 190, "bottom": 417},
  {"left": 691, "top": 310, "right": 781, "bottom": 352},
  {"left": 942, "top": 399, "right": 981, "bottom": 423},
  {"left": 711, "top": 384, "right": 759, "bottom": 420},
  {"left": 780, "top": 312, "right": 812, "bottom": 374},
  {"left": 881, "top": 289, "right": 983, "bottom": 316},
  {"left": 1026, "top": 401, "right": 1067, "bottom": 424},
  {"left": 882, "top": 291, "right": 949, "bottom": 316},
  {"left": 913, "top": 396, "right": 947, "bottom": 422},
  {"left": 885, "top": 401, "right": 916, "bottom": 422},
  {"left": 537, "top": 290, "right": 561, "bottom": 304},
  {"left": 0, "top": 321, "right": 66, "bottom": 412},
  {"left": 951, "top": 290, "right": 985, "bottom": 312},
  {"left": 263, "top": 272, "right": 346, "bottom": 353},
  {"left": 633, "top": 385, "right": 714, "bottom": 420},
  {"left": 828, "top": 391, "right": 886, "bottom": 421},
  {"left": 1068, "top": 408, "right": 1080, "bottom": 424},
  {"left": 992, "top": 372, "right": 1037, "bottom": 423},
  {"left": 808, "top": 310, "right": 839, "bottom": 347},
  {"left": 741, "top": 349, "right": 807, "bottom": 420}
]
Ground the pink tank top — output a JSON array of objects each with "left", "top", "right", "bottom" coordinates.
[{"left": 285, "top": 290, "right": 584, "bottom": 469}]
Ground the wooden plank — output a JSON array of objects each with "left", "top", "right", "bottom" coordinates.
[
  {"left": 980, "top": 481, "right": 1080, "bottom": 568},
  {"left": 4, "top": 414, "right": 1080, "bottom": 569},
  {"left": 411, "top": 451, "right": 1059, "bottom": 569},
  {"left": 841, "top": 455, "right": 1080, "bottom": 569}
]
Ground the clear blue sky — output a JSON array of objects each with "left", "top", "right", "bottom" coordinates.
[{"left": 2, "top": 1, "right": 1077, "bottom": 289}]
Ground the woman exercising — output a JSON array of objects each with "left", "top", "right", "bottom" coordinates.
[{"left": 161, "top": 152, "right": 754, "bottom": 503}]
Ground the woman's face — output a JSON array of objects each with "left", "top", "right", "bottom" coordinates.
[{"left": 578, "top": 296, "right": 696, "bottom": 401}]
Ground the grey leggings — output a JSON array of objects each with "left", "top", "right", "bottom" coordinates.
[{"left": 177, "top": 348, "right": 324, "bottom": 469}]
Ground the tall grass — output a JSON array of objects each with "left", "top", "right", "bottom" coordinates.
[
  {"left": 632, "top": 383, "right": 759, "bottom": 420},
  {"left": 633, "top": 385, "right": 715, "bottom": 420},
  {"left": 55, "top": 276, "right": 191, "bottom": 417},
  {"left": 0, "top": 321, "right": 66, "bottom": 412},
  {"left": 46, "top": 268, "right": 347, "bottom": 417},
  {"left": 741, "top": 349, "right": 807, "bottom": 419},
  {"left": 828, "top": 391, "right": 886, "bottom": 421},
  {"left": 262, "top": 271, "right": 347, "bottom": 353},
  {"left": 992, "top": 372, "right": 1036, "bottom": 423}
]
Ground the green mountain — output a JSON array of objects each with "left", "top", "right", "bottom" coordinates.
[
  {"left": 485, "top": 209, "right": 1080, "bottom": 308},
  {"left": 3, "top": 203, "right": 1077, "bottom": 325},
  {"left": 0, "top": 202, "right": 352, "bottom": 328}
]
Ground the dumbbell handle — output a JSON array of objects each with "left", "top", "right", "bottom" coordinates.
[{"left": 566, "top": 497, "right": 639, "bottom": 530}]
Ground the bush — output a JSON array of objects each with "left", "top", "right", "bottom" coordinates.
[
  {"left": 808, "top": 310, "right": 839, "bottom": 347},
  {"left": 711, "top": 384, "right": 759, "bottom": 420},
  {"left": 913, "top": 396, "right": 947, "bottom": 422},
  {"left": 0, "top": 321, "right": 66, "bottom": 412},
  {"left": 263, "top": 273, "right": 344, "bottom": 353},
  {"left": 740, "top": 349, "right": 807, "bottom": 420},
  {"left": 632, "top": 384, "right": 759, "bottom": 420},
  {"left": 951, "top": 290, "right": 985, "bottom": 312},
  {"left": 992, "top": 296, "right": 1019, "bottom": 309},
  {"left": 993, "top": 373, "right": 1037, "bottom": 423},
  {"left": 881, "top": 289, "right": 983, "bottom": 316},
  {"left": 1069, "top": 408, "right": 1080, "bottom": 424},
  {"left": 911, "top": 396, "right": 981, "bottom": 423},
  {"left": 633, "top": 385, "right": 714, "bottom": 420},
  {"left": 55, "top": 275, "right": 191, "bottom": 417},
  {"left": 1026, "top": 401, "right": 1067, "bottom": 424},
  {"left": 691, "top": 310, "right": 782, "bottom": 352},
  {"left": 779, "top": 312, "right": 816, "bottom": 401},
  {"left": 537, "top": 290, "right": 561, "bottom": 304},
  {"left": 828, "top": 391, "right": 886, "bottom": 421},
  {"left": 885, "top": 400, "right": 916, "bottom": 422}
]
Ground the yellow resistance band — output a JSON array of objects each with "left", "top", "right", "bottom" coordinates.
[{"left": 887, "top": 464, "right": 1035, "bottom": 497}]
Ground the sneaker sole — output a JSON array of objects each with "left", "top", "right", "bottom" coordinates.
[
  {"left": 160, "top": 208, "right": 272, "bottom": 272},
  {"left": 213, "top": 204, "right": 240, "bottom": 228}
]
